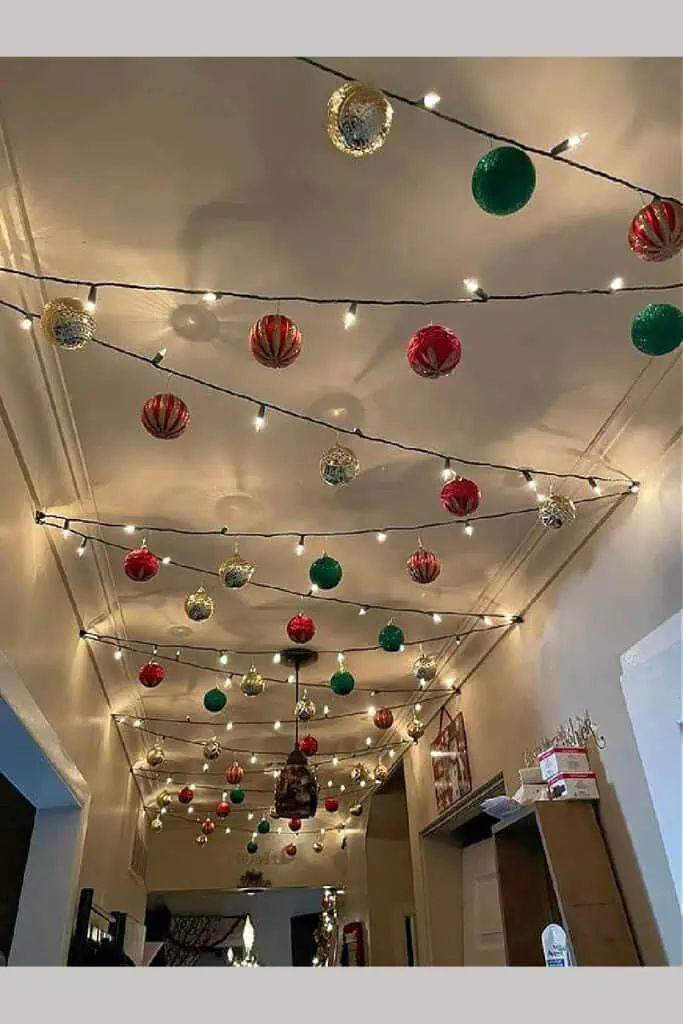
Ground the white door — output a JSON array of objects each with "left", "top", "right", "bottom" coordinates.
[{"left": 462, "top": 837, "right": 505, "bottom": 965}]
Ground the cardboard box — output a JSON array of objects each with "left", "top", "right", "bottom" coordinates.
[
  {"left": 538, "top": 745, "right": 590, "bottom": 781},
  {"left": 513, "top": 782, "right": 549, "bottom": 805},
  {"left": 547, "top": 771, "right": 599, "bottom": 801},
  {"left": 519, "top": 766, "right": 544, "bottom": 785}
]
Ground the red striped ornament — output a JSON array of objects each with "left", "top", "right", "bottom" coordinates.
[
  {"left": 249, "top": 313, "right": 302, "bottom": 368},
  {"left": 440, "top": 477, "right": 481, "bottom": 517},
  {"left": 123, "top": 546, "right": 160, "bottom": 581},
  {"left": 141, "top": 393, "right": 191, "bottom": 439},
  {"left": 407, "top": 324, "right": 462, "bottom": 379},
  {"left": 628, "top": 199, "right": 683, "bottom": 262},
  {"left": 406, "top": 545, "right": 441, "bottom": 584}
]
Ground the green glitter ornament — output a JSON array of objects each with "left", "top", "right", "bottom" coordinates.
[
  {"left": 230, "top": 786, "right": 245, "bottom": 804},
  {"left": 246, "top": 840, "right": 258, "bottom": 854},
  {"left": 257, "top": 818, "right": 270, "bottom": 835},
  {"left": 309, "top": 553, "right": 343, "bottom": 590},
  {"left": 631, "top": 303, "right": 682, "bottom": 356},
  {"left": 378, "top": 621, "right": 405, "bottom": 652},
  {"left": 203, "top": 687, "right": 227, "bottom": 713},
  {"left": 472, "top": 146, "right": 536, "bottom": 216},
  {"left": 330, "top": 669, "right": 355, "bottom": 696}
]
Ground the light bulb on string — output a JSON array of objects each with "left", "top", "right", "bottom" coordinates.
[
  {"left": 483, "top": 615, "right": 492, "bottom": 626},
  {"left": 522, "top": 470, "right": 537, "bottom": 491},
  {"left": 327, "top": 779, "right": 333, "bottom": 788},
  {"left": 187, "top": 807, "right": 194, "bottom": 815},
  {"left": 609, "top": 276, "right": 624, "bottom": 292},
  {"left": 85, "top": 285, "right": 98, "bottom": 313},
  {"left": 224, "top": 827, "right": 231, "bottom": 834},
  {"left": 295, "top": 535, "right": 305, "bottom": 557},
  {"left": 272, "top": 653, "right": 281, "bottom": 665},
  {"left": 114, "top": 647, "right": 123, "bottom": 661},
  {"left": 367, "top": 705, "right": 376, "bottom": 717},
  {"left": 254, "top": 404, "right": 266, "bottom": 432},
  {"left": 343, "top": 302, "right": 358, "bottom": 330},
  {"left": 202, "top": 762, "right": 209, "bottom": 773},
  {"left": 20, "top": 315, "right": 32, "bottom": 330},
  {"left": 218, "top": 652, "right": 229, "bottom": 666},
  {"left": 463, "top": 278, "right": 489, "bottom": 301},
  {"left": 358, "top": 606, "right": 368, "bottom": 616},
  {"left": 151, "top": 347, "right": 167, "bottom": 367},
  {"left": 62, "top": 519, "right": 71, "bottom": 537},
  {"left": 440, "top": 457, "right": 456, "bottom": 483},
  {"left": 463, "top": 522, "right": 474, "bottom": 537},
  {"left": 247, "top": 812, "right": 254, "bottom": 821},
  {"left": 202, "top": 291, "right": 217, "bottom": 304},
  {"left": 389, "top": 749, "right": 395, "bottom": 759},
  {"left": 431, "top": 612, "right": 442, "bottom": 624},
  {"left": 273, "top": 720, "right": 281, "bottom": 731},
  {"left": 332, "top": 755, "right": 339, "bottom": 767},
  {"left": 588, "top": 477, "right": 602, "bottom": 496},
  {"left": 422, "top": 91, "right": 441, "bottom": 109},
  {"left": 323, "top": 705, "right": 330, "bottom": 718},
  {"left": 250, "top": 753, "right": 257, "bottom": 765},
  {"left": 161, "top": 556, "right": 171, "bottom": 566},
  {"left": 340, "top": 784, "right": 346, "bottom": 792},
  {"left": 76, "top": 537, "right": 88, "bottom": 557},
  {"left": 123, "top": 524, "right": 136, "bottom": 535},
  {"left": 223, "top": 674, "right": 233, "bottom": 689},
  {"left": 226, "top": 721, "right": 233, "bottom": 731},
  {"left": 133, "top": 719, "right": 142, "bottom": 728},
  {"left": 365, "top": 737, "right": 372, "bottom": 747},
  {"left": 629, "top": 481, "right": 640, "bottom": 494},
  {"left": 550, "top": 131, "right": 588, "bottom": 156},
  {"left": 376, "top": 531, "right": 387, "bottom": 544},
  {"left": 310, "top": 583, "right": 319, "bottom": 594}
]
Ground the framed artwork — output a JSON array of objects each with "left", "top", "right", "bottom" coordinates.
[{"left": 431, "top": 707, "right": 472, "bottom": 814}]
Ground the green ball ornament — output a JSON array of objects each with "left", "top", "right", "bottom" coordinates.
[
  {"left": 378, "top": 621, "right": 405, "bottom": 652},
  {"left": 472, "top": 146, "right": 536, "bottom": 216},
  {"left": 330, "top": 670, "right": 355, "bottom": 696},
  {"left": 247, "top": 840, "right": 258, "bottom": 854},
  {"left": 631, "top": 303, "right": 682, "bottom": 356},
  {"left": 203, "top": 687, "right": 227, "bottom": 713},
  {"left": 309, "top": 554, "right": 343, "bottom": 590},
  {"left": 230, "top": 787, "right": 245, "bottom": 804},
  {"left": 257, "top": 818, "right": 270, "bottom": 835}
]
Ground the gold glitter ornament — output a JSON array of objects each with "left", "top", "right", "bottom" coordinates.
[
  {"left": 538, "top": 494, "right": 577, "bottom": 530},
  {"left": 40, "top": 297, "right": 95, "bottom": 350},
  {"left": 150, "top": 815, "right": 163, "bottom": 832},
  {"left": 320, "top": 443, "right": 360, "bottom": 487},
  {"left": 184, "top": 585, "right": 215, "bottom": 622},
  {"left": 156, "top": 789, "right": 173, "bottom": 808},
  {"left": 146, "top": 744, "right": 166, "bottom": 768},
  {"left": 218, "top": 551, "right": 255, "bottom": 589},
  {"left": 203, "top": 737, "right": 222, "bottom": 761},
  {"left": 349, "top": 803, "right": 364, "bottom": 817},
  {"left": 294, "top": 690, "right": 316, "bottom": 722},
  {"left": 312, "top": 841, "right": 324, "bottom": 853},
  {"left": 327, "top": 82, "right": 393, "bottom": 158},
  {"left": 373, "top": 763, "right": 389, "bottom": 785},
  {"left": 195, "top": 833, "right": 209, "bottom": 847},
  {"left": 241, "top": 665, "right": 265, "bottom": 697},
  {"left": 413, "top": 652, "right": 437, "bottom": 683},
  {"left": 349, "top": 762, "right": 371, "bottom": 785},
  {"left": 407, "top": 717, "right": 426, "bottom": 743}
]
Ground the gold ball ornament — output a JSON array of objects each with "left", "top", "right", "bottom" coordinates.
[
  {"left": 407, "top": 717, "right": 426, "bottom": 743},
  {"left": 203, "top": 737, "right": 222, "bottom": 761},
  {"left": 269, "top": 805, "right": 279, "bottom": 820},
  {"left": 538, "top": 494, "right": 577, "bottom": 530},
  {"left": 218, "top": 551, "right": 255, "bottom": 589},
  {"left": 326, "top": 82, "right": 393, "bottom": 158},
  {"left": 184, "top": 585, "right": 215, "bottom": 622},
  {"left": 146, "top": 744, "right": 166, "bottom": 768},
  {"left": 312, "top": 841, "right": 324, "bottom": 853},
  {"left": 241, "top": 665, "right": 265, "bottom": 697},
  {"left": 373, "top": 763, "right": 389, "bottom": 785},
  {"left": 156, "top": 789, "right": 173, "bottom": 808},
  {"left": 320, "top": 443, "right": 360, "bottom": 487},
  {"left": 294, "top": 689, "right": 316, "bottom": 722},
  {"left": 195, "top": 833, "right": 209, "bottom": 847},
  {"left": 350, "top": 762, "right": 371, "bottom": 785},
  {"left": 413, "top": 652, "right": 437, "bottom": 683},
  {"left": 40, "top": 297, "right": 96, "bottom": 350},
  {"left": 349, "top": 803, "right": 364, "bottom": 817},
  {"left": 150, "top": 815, "right": 163, "bottom": 832}
]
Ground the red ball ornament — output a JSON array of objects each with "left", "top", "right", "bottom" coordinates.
[
  {"left": 225, "top": 761, "right": 244, "bottom": 785},
  {"left": 373, "top": 707, "right": 394, "bottom": 730},
  {"left": 324, "top": 797, "right": 339, "bottom": 813},
  {"left": 215, "top": 801, "right": 231, "bottom": 818},
  {"left": 628, "top": 199, "right": 683, "bottom": 263},
  {"left": 299, "top": 734, "right": 319, "bottom": 757},
  {"left": 289, "top": 817, "right": 302, "bottom": 832},
  {"left": 201, "top": 819, "right": 216, "bottom": 836},
  {"left": 178, "top": 786, "right": 194, "bottom": 805},
  {"left": 440, "top": 477, "right": 481, "bottom": 517},
  {"left": 407, "top": 325, "right": 462, "bottom": 379},
  {"left": 285, "top": 842, "right": 298, "bottom": 857},
  {"left": 123, "top": 546, "right": 160, "bottom": 582},
  {"left": 141, "top": 393, "right": 191, "bottom": 439},
  {"left": 406, "top": 545, "right": 441, "bottom": 584},
  {"left": 138, "top": 660, "right": 165, "bottom": 688},
  {"left": 249, "top": 313, "right": 302, "bottom": 368},
  {"left": 286, "top": 613, "right": 316, "bottom": 644}
]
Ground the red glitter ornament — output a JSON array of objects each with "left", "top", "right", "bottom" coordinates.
[
  {"left": 289, "top": 817, "right": 302, "bottom": 832},
  {"left": 440, "top": 477, "right": 481, "bottom": 517},
  {"left": 324, "top": 797, "right": 339, "bottom": 813},
  {"left": 138, "top": 660, "right": 165, "bottom": 688},
  {"left": 178, "top": 786, "right": 194, "bottom": 805},
  {"left": 406, "top": 545, "right": 441, "bottom": 584},
  {"left": 123, "top": 545, "right": 160, "bottom": 582},
  {"left": 407, "top": 325, "right": 462, "bottom": 379},
  {"left": 249, "top": 313, "right": 302, "bottom": 368},
  {"left": 285, "top": 842, "right": 298, "bottom": 857},
  {"left": 225, "top": 761, "right": 244, "bottom": 785},
  {"left": 286, "top": 613, "right": 316, "bottom": 644},
  {"left": 201, "top": 819, "right": 216, "bottom": 836},
  {"left": 373, "top": 707, "right": 394, "bottom": 730},
  {"left": 628, "top": 199, "right": 683, "bottom": 262},
  {"left": 215, "top": 801, "right": 231, "bottom": 818},
  {"left": 141, "top": 393, "right": 191, "bottom": 439},
  {"left": 299, "top": 735, "right": 319, "bottom": 757}
]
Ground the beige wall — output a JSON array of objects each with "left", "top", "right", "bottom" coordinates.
[{"left": 365, "top": 778, "right": 415, "bottom": 965}]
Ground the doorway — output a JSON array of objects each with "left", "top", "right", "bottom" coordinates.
[{"left": 462, "top": 837, "right": 505, "bottom": 965}]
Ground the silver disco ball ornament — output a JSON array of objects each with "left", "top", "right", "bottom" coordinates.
[
  {"left": 150, "top": 815, "right": 163, "bottom": 832},
  {"left": 538, "top": 493, "right": 577, "bottom": 530},
  {"left": 203, "top": 738, "right": 222, "bottom": 761},
  {"left": 320, "top": 443, "right": 360, "bottom": 487},
  {"left": 412, "top": 653, "right": 437, "bottom": 683},
  {"left": 294, "top": 690, "right": 316, "bottom": 723},
  {"left": 326, "top": 82, "right": 393, "bottom": 158},
  {"left": 406, "top": 717, "right": 426, "bottom": 743}
]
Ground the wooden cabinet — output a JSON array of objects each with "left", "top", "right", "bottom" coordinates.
[{"left": 492, "top": 801, "right": 640, "bottom": 966}]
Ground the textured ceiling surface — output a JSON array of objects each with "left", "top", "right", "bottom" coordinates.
[{"left": 0, "top": 57, "right": 679, "bottom": 828}]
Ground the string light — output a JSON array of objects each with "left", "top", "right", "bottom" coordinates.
[
  {"left": 365, "top": 737, "right": 372, "bottom": 747},
  {"left": 360, "top": 780, "right": 366, "bottom": 788},
  {"left": 295, "top": 535, "right": 305, "bottom": 557},
  {"left": 247, "top": 812, "right": 254, "bottom": 821},
  {"left": 327, "top": 779, "right": 333, "bottom": 788},
  {"left": 343, "top": 302, "right": 358, "bottom": 330},
  {"left": 114, "top": 647, "right": 123, "bottom": 661},
  {"left": 340, "top": 784, "right": 346, "bottom": 792},
  {"left": 376, "top": 531, "right": 387, "bottom": 544},
  {"left": 463, "top": 278, "right": 489, "bottom": 301},
  {"left": 550, "top": 131, "right": 588, "bottom": 156},
  {"left": 226, "top": 721, "right": 233, "bottom": 731},
  {"left": 610, "top": 276, "right": 624, "bottom": 292},
  {"left": 225, "top": 827, "right": 231, "bottom": 834},
  {"left": 85, "top": 285, "right": 98, "bottom": 312},
  {"left": 222, "top": 791, "right": 227, "bottom": 800},
  {"left": 310, "top": 582, "right": 319, "bottom": 593},
  {"left": 20, "top": 315, "right": 32, "bottom": 330},
  {"left": 588, "top": 477, "right": 602, "bottom": 496},
  {"left": 160, "top": 807, "right": 168, "bottom": 816},
  {"left": 189, "top": 784, "right": 196, "bottom": 791},
  {"left": 323, "top": 705, "right": 330, "bottom": 718},
  {"left": 463, "top": 522, "right": 474, "bottom": 537},
  {"left": 332, "top": 756, "right": 339, "bottom": 767},
  {"left": 389, "top": 749, "right": 395, "bottom": 758},
  {"left": 62, "top": 519, "right": 71, "bottom": 537},
  {"left": 224, "top": 675, "right": 233, "bottom": 689},
  {"left": 76, "top": 537, "right": 88, "bottom": 557},
  {"left": 202, "top": 291, "right": 217, "bottom": 304},
  {"left": 202, "top": 762, "right": 209, "bottom": 773},
  {"left": 166, "top": 777, "right": 173, "bottom": 785},
  {"left": 273, "top": 720, "right": 281, "bottom": 731},
  {"left": 123, "top": 524, "right": 136, "bottom": 535},
  {"left": 151, "top": 347, "right": 167, "bottom": 367},
  {"left": 250, "top": 753, "right": 257, "bottom": 765},
  {"left": 431, "top": 612, "right": 442, "bottom": 624},
  {"left": 187, "top": 807, "right": 194, "bottom": 815},
  {"left": 367, "top": 705, "right": 376, "bottom": 717},
  {"left": 483, "top": 615, "right": 492, "bottom": 626},
  {"left": 254, "top": 404, "right": 266, "bottom": 432},
  {"left": 219, "top": 652, "right": 229, "bottom": 666},
  {"left": 522, "top": 470, "right": 537, "bottom": 491},
  {"left": 337, "top": 652, "right": 345, "bottom": 666},
  {"left": 440, "top": 457, "right": 456, "bottom": 483},
  {"left": 161, "top": 555, "right": 171, "bottom": 565},
  {"left": 287, "top": 673, "right": 295, "bottom": 684},
  {"left": 358, "top": 606, "right": 368, "bottom": 616},
  {"left": 415, "top": 703, "right": 422, "bottom": 713},
  {"left": 629, "top": 481, "right": 640, "bottom": 494},
  {"left": 272, "top": 653, "right": 281, "bottom": 664},
  {"left": 133, "top": 719, "right": 142, "bottom": 728},
  {"left": 422, "top": 90, "right": 441, "bottom": 110}
]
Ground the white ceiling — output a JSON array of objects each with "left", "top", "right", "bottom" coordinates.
[{"left": 0, "top": 57, "right": 679, "bottom": 826}]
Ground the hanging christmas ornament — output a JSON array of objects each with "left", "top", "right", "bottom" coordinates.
[
  {"left": 350, "top": 763, "right": 371, "bottom": 784},
  {"left": 247, "top": 840, "right": 259, "bottom": 854},
  {"left": 178, "top": 785, "right": 194, "bottom": 805},
  {"left": 201, "top": 818, "right": 216, "bottom": 836},
  {"left": 151, "top": 815, "right": 163, "bottom": 832},
  {"left": 349, "top": 804, "right": 364, "bottom": 817},
  {"left": 241, "top": 665, "right": 265, "bottom": 698},
  {"left": 269, "top": 805, "right": 279, "bottom": 820},
  {"left": 40, "top": 297, "right": 95, "bottom": 350},
  {"left": 274, "top": 747, "right": 319, "bottom": 819},
  {"left": 299, "top": 734, "right": 319, "bottom": 757},
  {"left": 287, "top": 613, "right": 316, "bottom": 644},
  {"left": 378, "top": 621, "right": 404, "bottom": 652},
  {"left": 373, "top": 763, "right": 389, "bottom": 785},
  {"left": 285, "top": 842, "right": 298, "bottom": 857},
  {"left": 203, "top": 738, "right": 222, "bottom": 761},
  {"left": 631, "top": 303, "right": 682, "bottom": 356},
  {"left": 145, "top": 744, "right": 165, "bottom": 768},
  {"left": 218, "top": 550, "right": 255, "bottom": 589},
  {"left": 373, "top": 707, "right": 394, "bottom": 731},
  {"left": 289, "top": 817, "right": 302, "bottom": 833},
  {"left": 216, "top": 801, "right": 231, "bottom": 818},
  {"left": 320, "top": 443, "right": 360, "bottom": 487},
  {"left": 294, "top": 690, "right": 316, "bottom": 722},
  {"left": 440, "top": 476, "right": 481, "bottom": 517},
  {"left": 184, "top": 586, "right": 214, "bottom": 622},
  {"left": 309, "top": 553, "right": 343, "bottom": 590},
  {"left": 413, "top": 652, "right": 437, "bottom": 683},
  {"left": 330, "top": 669, "right": 355, "bottom": 695},
  {"left": 406, "top": 717, "right": 426, "bottom": 743},
  {"left": 406, "top": 543, "right": 441, "bottom": 584},
  {"left": 406, "top": 325, "right": 462, "bottom": 379},
  {"left": 156, "top": 789, "right": 173, "bottom": 809},
  {"left": 537, "top": 493, "right": 577, "bottom": 530},
  {"left": 326, "top": 82, "right": 393, "bottom": 158},
  {"left": 324, "top": 796, "right": 339, "bottom": 813},
  {"left": 312, "top": 840, "right": 324, "bottom": 853},
  {"left": 138, "top": 660, "right": 165, "bottom": 688},
  {"left": 203, "top": 687, "right": 227, "bottom": 713},
  {"left": 257, "top": 818, "right": 271, "bottom": 835},
  {"left": 628, "top": 198, "right": 683, "bottom": 262},
  {"left": 249, "top": 313, "right": 302, "bottom": 368},
  {"left": 230, "top": 786, "right": 245, "bottom": 804},
  {"left": 195, "top": 834, "right": 209, "bottom": 847},
  {"left": 141, "top": 393, "right": 191, "bottom": 440},
  {"left": 472, "top": 146, "right": 536, "bottom": 215},
  {"left": 225, "top": 762, "right": 244, "bottom": 785},
  {"left": 123, "top": 544, "right": 160, "bottom": 582}
]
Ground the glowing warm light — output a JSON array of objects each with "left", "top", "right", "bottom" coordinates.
[
  {"left": 376, "top": 531, "right": 387, "bottom": 543},
  {"left": 343, "top": 302, "right": 358, "bottom": 330},
  {"left": 203, "top": 291, "right": 217, "bottom": 304},
  {"left": 423, "top": 91, "right": 441, "bottom": 110}
]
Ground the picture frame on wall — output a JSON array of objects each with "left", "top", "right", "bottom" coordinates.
[{"left": 431, "top": 708, "right": 472, "bottom": 814}]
